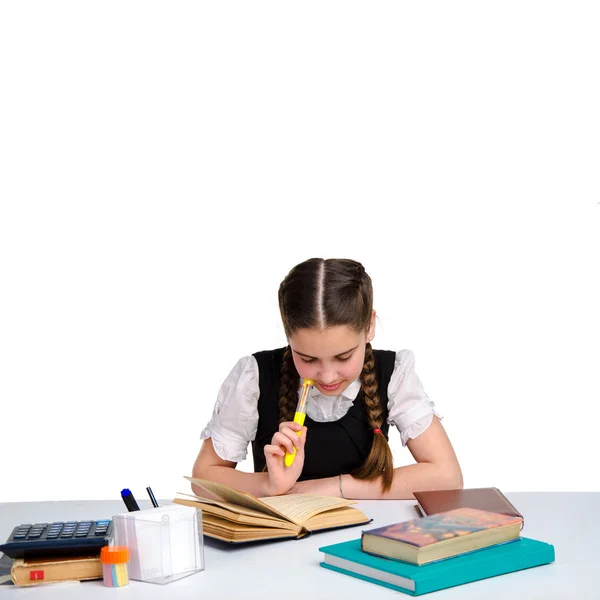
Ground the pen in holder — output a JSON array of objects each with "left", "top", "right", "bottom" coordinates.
[{"left": 112, "top": 504, "right": 204, "bottom": 585}]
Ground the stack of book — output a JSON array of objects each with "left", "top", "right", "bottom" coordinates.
[{"left": 319, "top": 488, "right": 555, "bottom": 596}]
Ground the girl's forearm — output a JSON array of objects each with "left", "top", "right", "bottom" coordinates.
[
  {"left": 290, "top": 462, "right": 463, "bottom": 500},
  {"left": 344, "top": 462, "right": 463, "bottom": 500},
  {"left": 191, "top": 465, "right": 272, "bottom": 498}
]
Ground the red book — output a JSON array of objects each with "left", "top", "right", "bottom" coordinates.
[{"left": 413, "top": 487, "right": 524, "bottom": 528}]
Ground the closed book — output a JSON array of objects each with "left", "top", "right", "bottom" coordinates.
[
  {"left": 320, "top": 537, "right": 555, "bottom": 596},
  {"left": 361, "top": 507, "right": 522, "bottom": 565},
  {"left": 11, "top": 554, "right": 102, "bottom": 586},
  {"left": 414, "top": 487, "right": 524, "bottom": 526}
]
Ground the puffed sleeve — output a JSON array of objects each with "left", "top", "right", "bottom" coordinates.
[
  {"left": 200, "top": 355, "right": 260, "bottom": 462},
  {"left": 387, "top": 350, "right": 443, "bottom": 446}
]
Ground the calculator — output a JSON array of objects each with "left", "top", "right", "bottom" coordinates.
[{"left": 0, "top": 520, "right": 113, "bottom": 559}]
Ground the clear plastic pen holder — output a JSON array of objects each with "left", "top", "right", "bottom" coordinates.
[{"left": 113, "top": 505, "right": 204, "bottom": 585}]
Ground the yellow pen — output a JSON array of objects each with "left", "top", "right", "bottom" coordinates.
[{"left": 284, "top": 378, "right": 314, "bottom": 467}]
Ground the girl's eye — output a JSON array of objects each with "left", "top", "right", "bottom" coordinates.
[{"left": 299, "top": 356, "right": 351, "bottom": 364}]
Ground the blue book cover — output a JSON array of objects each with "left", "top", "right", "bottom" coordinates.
[{"left": 319, "top": 537, "right": 555, "bottom": 596}]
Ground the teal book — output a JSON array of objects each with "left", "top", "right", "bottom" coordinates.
[{"left": 319, "top": 537, "right": 555, "bottom": 596}]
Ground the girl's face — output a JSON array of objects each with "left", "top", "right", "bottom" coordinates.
[{"left": 288, "top": 315, "right": 375, "bottom": 397}]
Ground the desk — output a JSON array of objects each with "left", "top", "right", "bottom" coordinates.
[{"left": 1, "top": 493, "right": 598, "bottom": 599}]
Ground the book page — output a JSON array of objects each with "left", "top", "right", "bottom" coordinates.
[
  {"left": 304, "top": 505, "right": 370, "bottom": 531},
  {"left": 185, "top": 477, "right": 291, "bottom": 521},
  {"left": 175, "top": 494, "right": 293, "bottom": 524},
  {"left": 261, "top": 494, "right": 356, "bottom": 525}
]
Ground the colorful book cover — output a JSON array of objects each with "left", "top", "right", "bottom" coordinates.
[
  {"left": 363, "top": 507, "right": 522, "bottom": 548},
  {"left": 320, "top": 537, "right": 555, "bottom": 596}
]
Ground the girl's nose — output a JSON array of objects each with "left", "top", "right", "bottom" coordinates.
[{"left": 318, "top": 370, "right": 338, "bottom": 385}]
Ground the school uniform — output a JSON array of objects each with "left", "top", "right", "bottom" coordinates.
[{"left": 201, "top": 348, "right": 440, "bottom": 480}]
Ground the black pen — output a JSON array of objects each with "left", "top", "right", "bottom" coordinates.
[
  {"left": 146, "top": 486, "right": 159, "bottom": 508},
  {"left": 120, "top": 488, "right": 140, "bottom": 512}
]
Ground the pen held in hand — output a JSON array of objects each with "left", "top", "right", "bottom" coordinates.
[{"left": 284, "top": 379, "right": 314, "bottom": 467}]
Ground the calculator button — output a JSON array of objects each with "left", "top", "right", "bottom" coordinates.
[
  {"left": 13, "top": 533, "right": 27, "bottom": 539},
  {"left": 60, "top": 532, "right": 75, "bottom": 538},
  {"left": 46, "top": 533, "right": 59, "bottom": 539},
  {"left": 27, "top": 532, "right": 42, "bottom": 539}
]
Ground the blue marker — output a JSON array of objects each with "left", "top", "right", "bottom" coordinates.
[{"left": 120, "top": 488, "right": 140, "bottom": 512}]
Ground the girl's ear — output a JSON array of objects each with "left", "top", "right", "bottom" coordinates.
[{"left": 367, "top": 310, "right": 376, "bottom": 342}]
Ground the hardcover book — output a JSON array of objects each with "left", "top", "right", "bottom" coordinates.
[
  {"left": 320, "top": 537, "right": 555, "bottom": 596},
  {"left": 11, "top": 555, "right": 101, "bottom": 586},
  {"left": 361, "top": 507, "right": 522, "bottom": 565},
  {"left": 413, "top": 487, "right": 523, "bottom": 526}
]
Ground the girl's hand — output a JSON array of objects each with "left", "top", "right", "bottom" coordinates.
[{"left": 263, "top": 421, "right": 306, "bottom": 496}]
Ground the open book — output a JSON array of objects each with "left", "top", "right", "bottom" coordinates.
[{"left": 172, "top": 477, "right": 371, "bottom": 543}]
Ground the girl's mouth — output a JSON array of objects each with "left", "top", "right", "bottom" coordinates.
[{"left": 319, "top": 382, "right": 342, "bottom": 392}]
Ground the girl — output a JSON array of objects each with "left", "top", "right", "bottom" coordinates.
[{"left": 192, "top": 258, "right": 462, "bottom": 499}]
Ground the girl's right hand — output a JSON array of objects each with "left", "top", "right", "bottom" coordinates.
[{"left": 263, "top": 421, "right": 307, "bottom": 496}]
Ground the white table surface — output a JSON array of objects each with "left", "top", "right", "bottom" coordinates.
[{"left": 1, "top": 493, "right": 599, "bottom": 599}]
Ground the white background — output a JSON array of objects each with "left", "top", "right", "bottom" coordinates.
[{"left": 1, "top": 1, "right": 598, "bottom": 502}]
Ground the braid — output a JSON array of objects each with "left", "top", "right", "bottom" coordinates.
[
  {"left": 351, "top": 343, "right": 394, "bottom": 492},
  {"left": 262, "top": 346, "right": 299, "bottom": 472},
  {"left": 278, "top": 345, "right": 300, "bottom": 423}
]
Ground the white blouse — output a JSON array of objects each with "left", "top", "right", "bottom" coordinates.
[{"left": 201, "top": 349, "right": 441, "bottom": 463}]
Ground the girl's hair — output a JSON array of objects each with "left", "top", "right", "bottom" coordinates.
[{"left": 277, "top": 258, "right": 394, "bottom": 492}]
